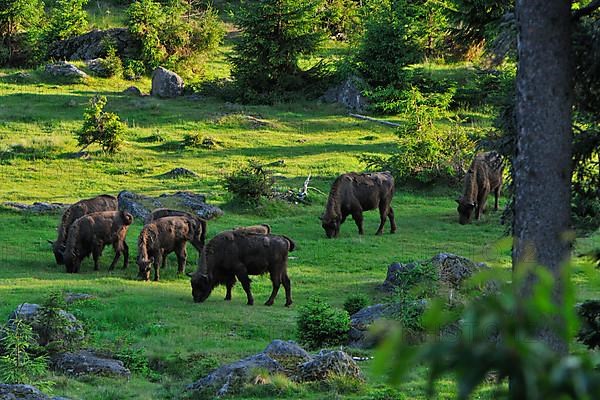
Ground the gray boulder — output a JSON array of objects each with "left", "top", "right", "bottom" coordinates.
[
  {"left": 2, "top": 202, "right": 68, "bottom": 213},
  {"left": 9, "top": 303, "right": 85, "bottom": 349},
  {"left": 157, "top": 167, "right": 198, "bottom": 179},
  {"left": 295, "top": 350, "right": 363, "bottom": 382},
  {"left": 151, "top": 67, "right": 184, "bottom": 98},
  {"left": 263, "top": 340, "right": 312, "bottom": 374},
  {"left": 47, "top": 28, "right": 140, "bottom": 61},
  {"left": 379, "top": 262, "right": 418, "bottom": 292},
  {"left": 186, "top": 353, "right": 282, "bottom": 396},
  {"left": 321, "top": 76, "right": 369, "bottom": 112},
  {"left": 44, "top": 62, "right": 88, "bottom": 80},
  {"left": 348, "top": 303, "right": 409, "bottom": 348},
  {"left": 0, "top": 384, "right": 68, "bottom": 400},
  {"left": 85, "top": 59, "right": 109, "bottom": 77},
  {"left": 51, "top": 350, "right": 130, "bottom": 377},
  {"left": 430, "top": 252, "right": 489, "bottom": 288},
  {"left": 64, "top": 293, "right": 95, "bottom": 304},
  {"left": 123, "top": 86, "right": 143, "bottom": 96},
  {"left": 118, "top": 190, "right": 223, "bottom": 220}
]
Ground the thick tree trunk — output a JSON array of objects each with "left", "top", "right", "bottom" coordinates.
[{"left": 513, "top": 0, "right": 573, "bottom": 356}]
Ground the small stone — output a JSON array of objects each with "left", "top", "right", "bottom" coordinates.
[
  {"left": 123, "top": 86, "right": 143, "bottom": 96},
  {"left": 151, "top": 67, "right": 184, "bottom": 98},
  {"left": 44, "top": 62, "right": 88, "bottom": 80},
  {"left": 51, "top": 350, "right": 130, "bottom": 377},
  {"left": 294, "top": 350, "right": 363, "bottom": 382}
]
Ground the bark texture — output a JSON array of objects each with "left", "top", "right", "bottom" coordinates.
[{"left": 513, "top": 0, "right": 573, "bottom": 354}]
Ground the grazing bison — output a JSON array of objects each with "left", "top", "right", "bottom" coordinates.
[
  {"left": 51, "top": 195, "right": 118, "bottom": 265},
  {"left": 189, "top": 231, "right": 294, "bottom": 306},
  {"left": 320, "top": 171, "right": 396, "bottom": 238},
  {"left": 63, "top": 211, "right": 133, "bottom": 273},
  {"left": 456, "top": 151, "right": 503, "bottom": 224},
  {"left": 137, "top": 216, "right": 206, "bottom": 281}
]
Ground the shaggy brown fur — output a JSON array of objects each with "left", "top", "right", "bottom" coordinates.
[
  {"left": 456, "top": 151, "right": 503, "bottom": 224},
  {"left": 137, "top": 216, "right": 205, "bottom": 281},
  {"left": 233, "top": 224, "right": 271, "bottom": 235},
  {"left": 321, "top": 171, "right": 396, "bottom": 238},
  {"left": 190, "top": 230, "right": 294, "bottom": 306},
  {"left": 51, "top": 195, "right": 118, "bottom": 265},
  {"left": 63, "top": 211, "right": 133, "bottom": 273}
]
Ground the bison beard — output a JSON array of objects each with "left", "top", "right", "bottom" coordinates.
[{"left": 189, "top": 231, "right": 294, "bottom": 307}]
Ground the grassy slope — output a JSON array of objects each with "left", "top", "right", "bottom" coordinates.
[{"left": 0, "top": 15, "right": 598, "bottom": 400}]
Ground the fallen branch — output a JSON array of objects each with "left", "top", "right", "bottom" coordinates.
[{"left": 349, "top": 113, "right": 401, "bottom": 128}]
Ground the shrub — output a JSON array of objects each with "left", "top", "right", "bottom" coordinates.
[
  {"left": 45, "top": 0, "right": 89, "bottom": 44},
  {"left": 75, "top": 95, "right": 126, "bottom": 154},
  {"left": 343, "top": 294, "right": 369, "bottom": 316},
  {"left": 127, "top": 0, "right": 224, "bottom": 72},
  {"left": 34, "top": 291, "right": 83, "bottom": 353},
  {"left": 123, "top": 59, "right": 145, "bottom": 80},
  {"left": 318, "top": 0, "right": 359, "bottom": 36},
  {"left": 224, "top": 160, "right": 275, "bottom": 203},
  {"left": 361, "top": 87, "right": 476, "bottom": 184},
  {"left": 0, "top": 309, "right": 52, "bottom": 391},
  {"left": 297, "top": 297, "right": 350, "bottom": 349},
  {"left": 96, "top": 40, "right": 123, "bottom": 78}
]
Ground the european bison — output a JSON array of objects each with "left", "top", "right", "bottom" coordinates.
[
  {"left": 456, "top": 151, "right": 503, "bottom": 224},
  {"left": 137, "top": 216, "right": 206, "bottom": 281},
  {"left": 63, "top": 211, "right": 133, "bottom": 273},
  {"left": 189, "top": 231, "right": 294, "bottom": 306},
  {"left": 50, "top": 195, "right": 118, "bottom": 265},
  {"left": 320, "top": 171, "right": 396, "bottom": 238}
]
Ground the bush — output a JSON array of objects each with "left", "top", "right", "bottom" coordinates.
[
  {"left": 297, "top": 297, "right": 350, "bottom": 349},
  {"left": 343, "top": 294, "right": 369, "bottom": 316},
  {"left": 224, "top": 160, "right": 275, "bottom": 203},
  {"left": 318, "top": 0, "right": 360, "bottom": 36},
  {"left": 75, "top": 95, "right": 126, "bottom": 154},
  {"left": 97, "top": 39, "right": 123, "bottom": 78},
  {"left": 45, "top": 0, "right": 89, "bottom": 43},
  {"left": 127, "top": 0, "right": 224, "bottom": 73},
  {"left": 361, "top": 86, "right": 476, "bottom": 184},
  {"left": 34, "top": 291, "right": 83, "bottom": 353},
  {"left": 0, "top": 309, "right": 52, "bottom": 391},
  {"left": 123, "top": 59, "right": 145, "bottom": 80}
]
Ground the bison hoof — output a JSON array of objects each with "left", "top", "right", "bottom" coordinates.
[
  {"left": 285, "top": 301, "right": 293, "bottom": 307},
  {"left": 247, "top": 301, "right": 254, "bottom": 306},
  {"left": 224, "top": 297, "right": 231, "bottom": 301},
  {"left": 375, "top": 231, "right": 383, "bottom": 236},
  {"left": 264, "top": 301, "right": 274, "bottom": 306}
]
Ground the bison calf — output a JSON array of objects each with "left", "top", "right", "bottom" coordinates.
[
  {"left": 137, "top": 216, "right": 206, "bottom": 281},
  {"left": 64, "top": 211, "right": 133, "bottom": 273},
  {"left": 456, "top": 151, "right": 503, "bottom": 224},
  {"left": 50, "top": 194, "right": 118, "bottom": 265},
  {"left": 189, "top": 231, "right": 294, "bottom": 306}
]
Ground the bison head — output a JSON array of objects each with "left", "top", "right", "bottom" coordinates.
[
  {"left": 49, "top": 240, "right": 66, "bottom": 265},
  {"left": 320, "top": 215, "right": 340, "bottom": 238},
  {"left": 190, "top": 273, "right": 212, "bottom": 303},
  {"left": 137, "top": 256, "right": 153, "bottom": 281},
  {"left": 456, "top": 198, "right": 476, "bottom": 225}
]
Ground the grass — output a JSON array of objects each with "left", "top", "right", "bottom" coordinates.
[{"left": 0, "top": 37, "right": 598, "bottom": 400}]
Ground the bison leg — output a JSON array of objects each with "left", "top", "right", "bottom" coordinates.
[
  {"left": 493, "top": 186, "right": 501, "bottom": 211},
  {"left": 236, "top": 271, "right": 254, "bottom": 305},
  {"left": 122, "top": 241, "right": 129, "bottom": 270},
  {"left": 224, "top": 277, "right": 236, "bottom": 301},
  {"left": 388, "top": 206, "right": 397, "bottom": 233},
  {"left": 92, "top": 246, "right": 102, "bottom": 271},
  {"left": 265, "top": 271, "right": 281, "bottom": 306},
  {"left": 153, "top": 256, "right": 161, "bottom": 281},
  {"left": 108, "top": 244, "right": 121, "bottom": 271},
  {"left": 282, "top": 273, "right": 292, "bottom": 307},
  {"left": 376, "top": 202, "right": 390, "bottom": 235},
  {"left": 476, "top": 191, "right": 489, "bottom": 220},
  {"left": 351, "top": 210, "right": 364, "bottom": 235},
  {"left": 175, "top": 243, "right": 187, "bottom": 274}
]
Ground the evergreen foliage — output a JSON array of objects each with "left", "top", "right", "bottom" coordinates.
[
  {"left": 230, "top": 0, "right": 325, "bottom": 103},
  {"left": 45, "top": 0, "right": 89, "bottom": 44},
  {"left": 76, "top": 95, "right": 125, "bottom": 154},
  {"left": 297, "top": 297, "right": 350, "bottom": 349}
]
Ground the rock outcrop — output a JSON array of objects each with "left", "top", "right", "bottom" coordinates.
[
  {"left": 47, "top": 28, "right": 140, "bottom": 61},
  {"left": 117, "top": 190, "right": 223, "bottom": 220},
  {"left": 151, "top": 67, "right": 184, "bottom": 98}
]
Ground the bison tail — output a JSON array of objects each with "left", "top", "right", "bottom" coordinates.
[
  {"left": 121, "top": 211, "right": 134, "bottom": 225},
  {"left": 198, "top": 218, "right": 207, "bottom": 248},
  {"left": 281, "top": 235, "right": 296, "bottom": 252}
]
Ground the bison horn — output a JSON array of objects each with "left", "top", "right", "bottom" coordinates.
[
  {"left": 47, "top": 240, "right": 54, "bottom": 245},
  {"left": 186, "top": 272, "right": 194, "bottom": 278}
]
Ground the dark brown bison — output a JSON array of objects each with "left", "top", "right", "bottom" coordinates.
[
  {"left": 63, "top": 211, "right": 133, "bottom": 273},
  {"left": 320, "top": 171, "right": 396, "bottom": 238},
  {"left": 189, "top": 231, "right": 294, "bottom": 306},
  {"left": 456, "top": 151, "right": 503, "bottom": 224},
  {"left": 50, "top": 195, "right": 118, "bottom": 265},
  {"left": 137, "top": 216, "right": 206, "bottom": 281}
]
